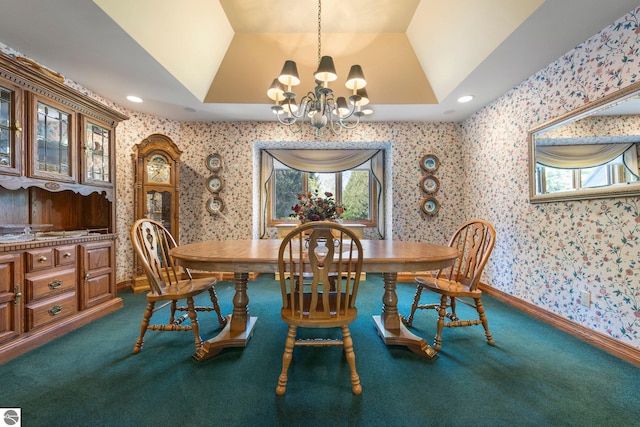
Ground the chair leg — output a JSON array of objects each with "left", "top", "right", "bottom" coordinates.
[
  {"left": 475, "top": 297, "right": 495, "bottom": 346},
  {"left": 448, "top": 297, "right": 457, "bottom": 320},
  {"left": 186, "top": 297, "right": 203, "bottom": 353},
  {"left": 405, "top": 285, "right": 424, "bottom": 327},
  {"left": 133, "top": 301, "right": 155, "bottom": 354},
  {"left": 208, "top": 287, "right": 227, "bottom": 329},
  {"left": 341, "top": 325, "right": 362, "bottom": 395},
  {"left": 276, "top": 325, "right": 297, "bottom": 396},
  {"left": 169, "top": 300, "right": 177, "bottom": 324},
  {"left": 433, "top": 294, "right": 448, "bottom": 351}
]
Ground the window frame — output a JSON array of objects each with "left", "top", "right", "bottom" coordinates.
[{"left": 267, "top": 163, "right": 378, "bottom": 227}]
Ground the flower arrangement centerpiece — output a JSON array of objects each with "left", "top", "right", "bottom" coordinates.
[{"left": 290, "top": 190, "right": 345, "bottom": 223}]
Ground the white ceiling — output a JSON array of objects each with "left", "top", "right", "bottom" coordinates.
[{"left": 0, "top": 0, "right": 637, "bottom": 123}]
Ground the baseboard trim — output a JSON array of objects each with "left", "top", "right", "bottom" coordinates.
[{"left": 480, "top": 283, "right": 640, "bottom": 367}]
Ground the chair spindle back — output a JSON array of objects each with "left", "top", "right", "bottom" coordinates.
[
  {"left": 278, "top": 222, "right": 363, "bottom": 321},
  {"left": 131, "top": 219, "right": 189, "bottom": 294},
  {"left": 439, "top": 220, "right": 495, "bottom": 291}
]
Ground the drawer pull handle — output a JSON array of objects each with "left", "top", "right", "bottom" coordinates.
[
  {"left": 48, "top": 305, "right": 63, "bottom": 316},
  {"left": 38, "top": 256, "right": 47, "bottom": 263},
  {"left": 48, "top": 280, "right": 63, "bottom": 289},
  {"left": 63, "top": 252, "right": 72, "bottom": 258},
  {"left": 14, "top": 285, "right": 22, "bottom": 305}
]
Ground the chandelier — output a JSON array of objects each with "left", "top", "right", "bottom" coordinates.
[{"left": 267, "top": 0, "right": 372, "bottom": 136}]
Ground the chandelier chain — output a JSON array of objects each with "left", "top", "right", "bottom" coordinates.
[{"left": 317, "top": 0, "right": 322, "bottom": 66}]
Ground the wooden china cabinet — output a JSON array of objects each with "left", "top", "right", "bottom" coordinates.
[
  {"left": 0, "top": 51, "right": 128, "bottom": 363},
  {"left": 131, "top": 134, "right": 181, "bottom": 292}
]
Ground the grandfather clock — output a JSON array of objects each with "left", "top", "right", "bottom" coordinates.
[{"left": 131, "top": 134, "right": 181, "bottom": 292}]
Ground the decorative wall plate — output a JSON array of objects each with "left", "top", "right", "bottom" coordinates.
[
  {"left": 420, "top": 175, "right": 440, "bottom": 194},
  {"left": 206, "top": 175, "right": 224, "bottom": 193},
  {"left": 420, "top": 197, "right": 440, "bottom": 216},
  {"left": 206, "top": 153, "right": 222, "bottom": 172},
  {"left": 206, "top": 196, "right": 224, "bottom": 215},
  {"left": 420, "top": 154, "right": 440, "bottom": 173}
]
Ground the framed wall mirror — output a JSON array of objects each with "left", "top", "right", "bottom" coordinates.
[{"left": 529, "top": 81, "right": 640, "bottom": 203}]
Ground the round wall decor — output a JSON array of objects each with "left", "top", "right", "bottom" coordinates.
[
  {"left": 420, "top": 154, "right": 440, "bottom": 173},
  {"left": 206, "top": 153, "right": 222, "bottom": 172},
  {"left": 206, "top": 175, "right": 224, "bottom": 193},
  {"left": 420, "top": 175, "right": 440, "bottom": 194},
  {"left": 420, "top": 197, "right": 440, "bottom": 216},
  {"left": 206, "top": 195, "right": 224, "bottom": 215}
]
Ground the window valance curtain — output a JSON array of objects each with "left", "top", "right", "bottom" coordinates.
[
  {"left": 624, "top": 146, "right": 639, "bottom": 179},
  {"left": 266, "top": 149, "right": 379, "bottom": 172},
  {"left": 536, "top": 143, "right": 633, "bottom": 168},
  {"left": 258, "top": 149, "right": 385, "bottom": 239}
]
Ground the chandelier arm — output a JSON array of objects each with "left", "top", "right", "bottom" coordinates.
[
  {"left": 338, "top": 107, "right": 356, "bottom": 120},
  {"left": 337, "top": 115, "right": 361, "bottom": 130},
  {"left": 283, "top": 97, "right": 305, "bottom": 120},
  {"left": 322, "top": 95, "right": 336, "bottom": 116},
  {"left": 327, "top": 115, "right": 343, "bottom": 135},
  {"left": 288, "top": 120, "right": 304, "bottom": 133},
  {"left": 275, "top": 114, "right": 297, "bottom": 126}
]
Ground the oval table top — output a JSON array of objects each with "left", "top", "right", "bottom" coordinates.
[{"left": 170, "top": 239, "right": 459, "bottom": 274}]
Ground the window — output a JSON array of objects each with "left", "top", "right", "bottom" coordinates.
[
  {"left": 269, "top": 159, "right": 376, "bottom": 225},
  {"left": 536, "top": 153, "right": 639, "bottom": 194}
]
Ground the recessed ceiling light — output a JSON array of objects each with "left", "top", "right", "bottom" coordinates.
[
  {"left": 126, "top": 95, "right": 143, "bottom": 103},
  {"left": 457, "top": 95, "right": 474, "bottom": 103}
]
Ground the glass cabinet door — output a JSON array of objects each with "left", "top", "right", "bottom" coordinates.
[
  {"left": 31, "top": 95, "right": 75, "bottom": 182},
  {"left": 0, "top": 81, "right": 22, "bottom": 175},
  {"left": 37, "top": 102, "right": 70, "bottom": 175},
  {"left": 82, "top": 118, "right": 112, "bottom": 186}
]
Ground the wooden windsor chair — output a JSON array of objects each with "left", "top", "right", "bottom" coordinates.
[
  {"left": 276, "top": 221, "right": 364, "bottom": 395},
  {"left": 403, "top": 219, "right": 496, "bottom": 351},
  {"left": 130, "top": 219, "right": 226, "bottom": 355}
]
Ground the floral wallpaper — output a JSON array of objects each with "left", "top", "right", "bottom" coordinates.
[
  {"left": 2, "top": 5, "right": 640, "bottom": 352},
  {"left": 461, "top": 7, "right": 640, "bottom": 348}
]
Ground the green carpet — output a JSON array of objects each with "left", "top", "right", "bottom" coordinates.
[{"left": 1, "top": 274, "right": 638, "bottom": 426}]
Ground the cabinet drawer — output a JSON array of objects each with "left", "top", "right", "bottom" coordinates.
[
  {"left": 26, "top": 248, "right": 54, "bottom": 272},
  {"left": 55, "top": 245, "right": 76, "bottom": 266},
  {"left": 25, "top": 291, "right": 77, "bottom": 331},
  {"left": 26, "top": 268, "right": 76, "bottom": 302}
]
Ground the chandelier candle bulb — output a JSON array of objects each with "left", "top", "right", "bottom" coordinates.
[
  {"left": 345, "top": 65, "right": 367, "bottom": 90},
  {"left": 278, "top": 60, "right": 300, "bottom": 90},
  {"left": 267, "top": 79, "right": 284, "bottom": 102},
  {"left": 315, "top": 56, "right": 338, "bottom": 83}
]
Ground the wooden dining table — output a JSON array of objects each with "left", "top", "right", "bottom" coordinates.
[{"left": 170, "top": 239, "right": 459, "bottom": 361}]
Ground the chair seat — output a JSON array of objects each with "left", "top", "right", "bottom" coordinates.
[
  {"left": 416, "top": 276, "right": 482, "bottom": 298},
  {"left": 147, "top": 277, "right": 217, "bottom": 302}
]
